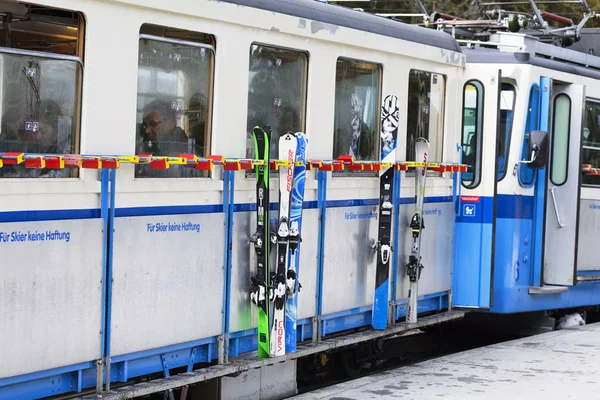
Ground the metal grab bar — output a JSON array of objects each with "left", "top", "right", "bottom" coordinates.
[
  {"left": 454, "top": 143, "right": 463, "bottom": 217},
  {"left": 549, "top": 186, "right": 566, "bottom": 228}
]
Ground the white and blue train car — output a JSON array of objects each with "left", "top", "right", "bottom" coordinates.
[
  {"left": 454, "top": 32, "right": 600, "bottom": 313},
  {"left": 0, "top": 0, "right": 468, "bottom": 398}
]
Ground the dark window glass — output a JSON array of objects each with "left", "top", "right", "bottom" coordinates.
[
  {"left": 550, "top": 94, "right": 571, "bottom": 186},
  {"left": 582, "top": 100, "right": 600, "bottom": 186},
  {"left": 332, "top": 57, "right": 381, "bottom": 161},
  {"left": 0, "top": 5, "right": 83, "bottom": 178},
  {"left": 246, "top": 44, "right": 307, "bottom": 161},
  {"left": 406, "top": 69, "right": 445, "bottom": 162},
  {"left": 461, "top": 80, "right": 484, "bottom": 189},
  {"left": 519, "top": 84, "right": 539, "bottom": 186},
  {"left": 497, "top": 83, "right": 516, "bottom": 181},
  {"left": 135, "top": 28, "right": 215, "bottom": 178}
]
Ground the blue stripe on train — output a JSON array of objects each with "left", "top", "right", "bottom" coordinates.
[
  {"left": 0, "top": 194, "right": 534, "bottom": 224},
  {"left": 0, "top": 195, "right": 456, "bottom": 222},
  {"left": 456, "top": 195, "right": 534, "bottom": 224},
  {"left": 0, "top": 208, "right": 101, "bottom": 223}
]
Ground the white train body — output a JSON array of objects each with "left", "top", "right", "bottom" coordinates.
[
  {"left": 3, "top": 0, "right": 600, "bottom": 398},
  {"left": 0, "top": 0, "right": 466, "bottom": 397}
]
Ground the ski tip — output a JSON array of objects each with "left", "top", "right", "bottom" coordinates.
[
  {"left": 382, "top": 94, "right": 399, "bottom": 104},
  {"left": 252, "top": 125, "right": 273, "bottom": 139},
  {"left": 281, "top": 131, "right": 295, "bottom": 141},
  {"left": 295, "top": 132, "right": 308, "bottom": 144},
  {"left": 416, "top": 137, "right": 430, "bottom": 146}
]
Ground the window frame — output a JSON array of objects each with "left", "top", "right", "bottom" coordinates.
[
  {"left": 518, "top": 83, "right": 540, "bottom": 188},
  {"left": 0, "top": 47, "right": 83, "bottom": 65},
  {"left": 245, "top": 42, "right": 309, "bottom": 175},
  {"left": 550, "top": 93, "right": 571, "bottom": 187},
  {"left": 139, "top": 33, "right": 215, "bottom": 52},
  {"left": 0, "top": 47, "right": 84, "bottom": 178},
  {"left": 134, "top": 30, "right": 217, "bottom": 179},
  {"left": 497, "top": 82, "right": 516, "bottom": 182},
  {"left": 461, "top": 79, "right": 485, "bottom": 190},
  {"left": 0, "top": 5, "right": 85, "bottom": 180},
  {"left": 405, "top": 68, "right": 447, "bottom": 168},
  {"left": 139, "top": 33, "right": 216, "bottom": 156},
  {"left": 581, "top": 97, "right": 600, "bottom": 188},
  {"left": 331, "top": 56, "right": 382, "bottom": 175}
]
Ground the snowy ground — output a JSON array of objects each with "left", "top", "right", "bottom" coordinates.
[{"left": 292, "top": 320, "right": 599, "bottom": 400}]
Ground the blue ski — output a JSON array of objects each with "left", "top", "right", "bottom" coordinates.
[
  {"left": 285, "top": 132, "right": 308, "bottom": 353},
  {"left": 372, "top": 95, "right": 399, "bottom": 330}
]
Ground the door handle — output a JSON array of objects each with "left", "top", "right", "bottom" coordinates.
[{"left": 549, "top": 186, "right": 566, "bottom": 228}]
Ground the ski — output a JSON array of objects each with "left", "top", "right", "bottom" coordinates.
[
  {"left": 270, "top": 131, "right": 297, "bottom": 357},
  {"left": 372, "top": 95, "right": 399, "bottom": 330},
  {"left": 285, "top": 132, "right": 308, "bottom": 353},
  {"left": 249, "top": 126, "right": 271, "bottom": 358},
  {"left": 406, "top": 137, "right": 430, "bottom": 324}
]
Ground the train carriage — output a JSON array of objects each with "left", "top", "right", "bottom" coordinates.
[
  {"left": 0, "top": 0, "right": 467, "bottom": 398},
  {"left": 454, "top": 30, "right": 600, "bottom": 313},
  {"left": 5, "top": 0, "right": 600, "bottom": 397}
]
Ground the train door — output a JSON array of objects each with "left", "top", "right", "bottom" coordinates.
[
  {"left": 542, "top": 82, "right": 584, "bottom": 285},
  {"left": 452, "top": 69, "right": 501, "bottom": 308}
]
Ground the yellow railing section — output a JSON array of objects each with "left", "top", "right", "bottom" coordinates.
[{"left": 0, "top": 152, "right": 468, "bottom": 173}]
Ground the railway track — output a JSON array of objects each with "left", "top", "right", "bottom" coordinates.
[{"left": 295, "top": 313, "right": 543, "bottom": 396}]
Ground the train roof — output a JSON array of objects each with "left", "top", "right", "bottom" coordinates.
[
  {"left": 218, "top": 0, "right": 462, "bottom": 53},
  {"left": 462, "top": 32, "right": 600, "bottom": 80}
]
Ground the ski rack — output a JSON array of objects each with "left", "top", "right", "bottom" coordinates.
[
  {"left": 0, "top": 149, "right": 470, "bottom": 396},
  {"left": 0, "top": 152, "right": 468, "bottom": 173}
]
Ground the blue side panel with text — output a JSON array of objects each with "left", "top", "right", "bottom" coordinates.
[{"left": 453, "top": 196, "right": 494, "bottom": 308}]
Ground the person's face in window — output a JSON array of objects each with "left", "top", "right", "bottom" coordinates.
[
  {"left": 38, "top": 122, "right": 56, "bottom": 149},
  {"left": 143, "top": 111, "right": 161, "bottom": 141},
  {"left": 160, "top": 110, "right": 178, "bottom": 135}
]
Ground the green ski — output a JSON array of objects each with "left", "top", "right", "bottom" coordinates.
[{"left": 250, "top": 126, "right": 271, "bottom": 358}]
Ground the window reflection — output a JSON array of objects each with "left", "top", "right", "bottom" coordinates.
[
  {"left": 497, "top": 84, "right": 515, "bottom": 181},
  {"left": 0, "top": 54, "right": 81, "bottom": 178},
  {"left": 406, "top": 69, "right": 445, "bottom": 163},
  {"left": 246, "top": 44, "right": 307, "bottom": 161},
  {"left": 135, "top": 34, "right": 214, "bottom": 178},
  {"left": 582, "top": 100, "right": 600, "bottom": 185},
  {"left": 461, "top": 81, "right": 484, "bottom": 189},
  {"left": 332, "top": 58, "right": 381, "bottom": 162}
]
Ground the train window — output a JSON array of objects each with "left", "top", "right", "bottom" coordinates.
[
  {"left": 519, "top": 84, "right": 540, "bottom": 187},
  {"left": 461, "top": 81, "right": 484, "bottom": 189},
  {"left": 582, "top": 99, "right": 600, "bottom": 186},
  {"left": 135, "top": 25, "right": 215, "bottom": 178},
  {"left": 550, "top": 94, "right": 571, "bottom": 186},
  {"left": 406, "top": 69, "right": 445, "bottom": 163},
  {"left": 0, "top": 3, "right": 84, "bottom": 179},
  {"left": 332, "top": 58, "right": 381, "bottom": 162},
  {"left": 497, "top": 83, "right": 516, "bottom": 181},
  {"left": 246, "top": 44, "right": 307, "bottom": 163}
]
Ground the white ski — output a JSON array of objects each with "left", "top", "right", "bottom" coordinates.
[
  {"left": 406, "top": 137, "right": 429, "bottom": 324},
  {"left": 270, "top": 132, "right": 297, "bottom": 357}
]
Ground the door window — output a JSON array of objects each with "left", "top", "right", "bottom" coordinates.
[
  {"left": 497, "top": 83, "right": 515, "bottom": 181},
  {"left": 461, "top": 80, "right": 484, "bottom": 189}
]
